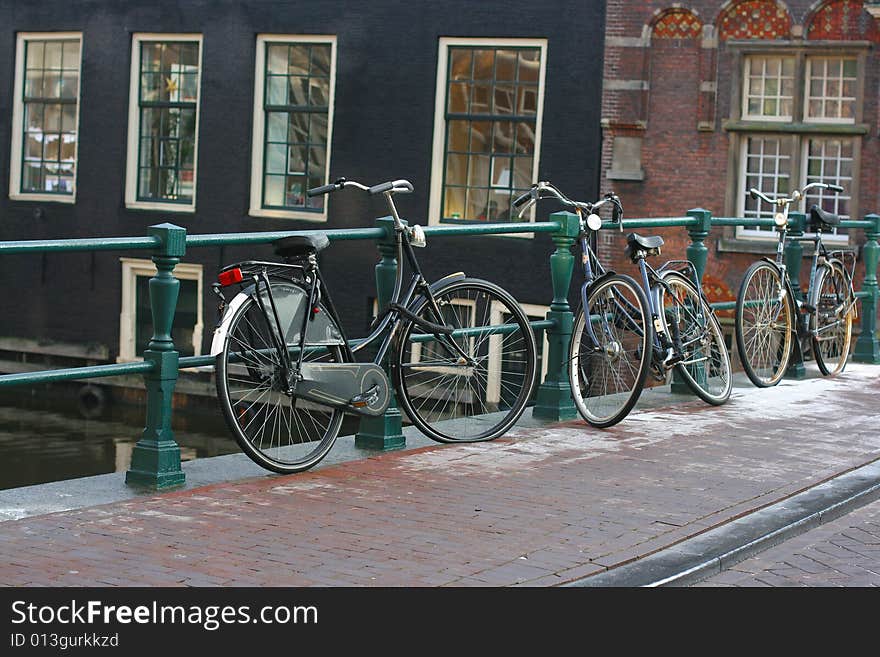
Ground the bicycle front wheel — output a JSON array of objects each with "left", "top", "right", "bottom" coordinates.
[
  {"left": 215, "top": 281, "right": 345, "bottom": 474},
  {"left": 569, "top": 274, "right": 652, "bottom": 428},
  {"left": 394, "top": 278, "right": 537, "bottom": 443},
  {"left": 734, "top": 260, "right": 794, "bottom": 387},
  {"left": 811, "top": 262, "right": 854, "bottom": 376},
  {"left": 658, "top": 271, "right": 732, "bottom": 405}
]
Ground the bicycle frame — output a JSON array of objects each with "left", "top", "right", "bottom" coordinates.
[{"left": 229, "top": 195, "right": 474, "bottom": 392}]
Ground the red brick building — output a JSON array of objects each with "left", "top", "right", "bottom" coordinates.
[{"left": 600, "top": 0, "right": 880, "bottom": 320}]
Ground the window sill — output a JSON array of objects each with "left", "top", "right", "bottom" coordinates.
[
  {"left": 125, "top": 200, "right": 196, "bottom": 213},
  {"left": 606, "top": 169, "right": 645, "bottom": 181},
  {"left": 248, "top": 208, "right": 328, "bottom": 222},
  {"left": 722, "top": 119, "right": 869, "bottom": 135},
  {"left": 9, "top": 193, "right": 76, "bottom": 204},
  {"left": 718, "top": 235, "right": 850, "bottom": 255}
]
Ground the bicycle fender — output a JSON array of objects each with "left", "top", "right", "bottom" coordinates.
[{"left": 210, "top": 292, "right": 250, "bottom": 357}]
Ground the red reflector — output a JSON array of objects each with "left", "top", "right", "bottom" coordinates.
[{"left": 218, "top": 268, "right": 243, "bottom": 286}]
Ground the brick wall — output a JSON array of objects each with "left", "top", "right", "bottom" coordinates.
[{"left": 600, "top": 0, "right": 880, "bottom": 318}]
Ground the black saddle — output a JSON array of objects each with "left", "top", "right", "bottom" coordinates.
[
  {"left": 625, "top": 232, "right": 664, "bottom": 261},
  {"left": 810, "top": 204, "right": 840, "bottom": 229},
  {"left": 273, "top": 234, "right": 330, "bottom": 259}
]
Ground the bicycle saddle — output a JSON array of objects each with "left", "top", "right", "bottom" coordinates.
[
  {"left": 273, "top": 234, "right": 330, "bottom": 259},
  {"left": 625, "top": 233, "right": 664, "bottom": 262},
  {"left": 809, "top": 205, "right": 840, "bottom": 227},
  {"left": 626, "top": 233, "right": 665, "bottom": 250}
]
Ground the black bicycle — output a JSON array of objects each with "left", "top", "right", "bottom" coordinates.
[
  {"left": 735, "top": 182, "right": 857, "bottom": 387},
  {"left": 211, "top": 178, "right": 537, "bottom": 473},
  {"left": 514, "top": 182, "right": 731, "bottom": 427}
]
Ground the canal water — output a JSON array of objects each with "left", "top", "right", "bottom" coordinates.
[{"left": 0, "top": 386, "right": 240, "bottom": 491}]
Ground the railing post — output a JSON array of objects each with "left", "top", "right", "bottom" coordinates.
[
  {"left": 854, "top": 213, "right": 880, "bottom": 363},
  {"left": 532, "top": 211, "right": 580, "bottom": 421},
  {"left": 356, "top": 216, "right": 406, "bottom": 450},
  {"left": 125, "top": 223, "right": 187, "bottom": 490},
  {"left": 784, "top": 211, "right": 807, "bottom": 378},
  {"left": 671, "top": 208, "right": 712, "bottom": 394}
]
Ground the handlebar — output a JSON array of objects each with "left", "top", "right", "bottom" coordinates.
[
  {"left": 307, "top": 177, "right": 414, "bottom": 197},
  {"left": 515, "top": 181, "right": 623, "bottom": 228},
  {"left": 749, "top": 181, "right": 844, "bottom": 207}
]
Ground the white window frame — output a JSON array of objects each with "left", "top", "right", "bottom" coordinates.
[
  {"left": 118, "top": 258, "right": 204, "bottom": 362},
  {"left": 735, "top": 135, "right": 848, "bottom": 244},
  {"left": 428, "top": 37, "right": 548, "bottom": 236},
  {"left": 249, "top": 34, "right": 337, "bottom": 222},
  {"left": 124, "top": 33, "right": 203, "bottom": 213},
  {"left": 8, "top": 32, "right": 83, "bottom": 204},
  {"left": 489, "top": 301, "right": 549, "bottom": 404},
  {"left": 741, "top": 55, "right": 795, "bottom": 123},
  {"left": 803, "top": 56, "right": 857, "bottom": 125}
]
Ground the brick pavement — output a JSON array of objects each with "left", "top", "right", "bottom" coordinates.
[
  {"left": 1, "top": 364, "right": 878, "bottom": 587},
  {"left": 693, "top": 496, "right": 880, "bottom": 587}
]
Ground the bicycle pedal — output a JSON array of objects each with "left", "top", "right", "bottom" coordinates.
[{"left": 663, "top": 352, "right": 684, "bottom": 368}]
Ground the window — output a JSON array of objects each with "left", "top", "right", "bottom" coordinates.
[
  {"left": 249, "top": 35, "right": 336, "bottom": 220},
  {"left": 8, "top": 33, "right": 82, "bottom": 202},
  {"left": 734, "top": 51, "right": 863, "bottom": 241},
  {"left": 490, "top": 301, "right": 549, "bottom": 406},
  {"left": 125, "top": 34, "right": 202, "bottom": 211},
  {"left": 429, "top": 38, "right": 547, "bottom": 228},
  {"left": 742, "top": 56, "right": 794, "bottom": 121},
  {"left": 118, "top": 259, "right": 204, "bottom": 362},
  {"left": 805, "top": 57, "right": 857, "bottom": 123}
]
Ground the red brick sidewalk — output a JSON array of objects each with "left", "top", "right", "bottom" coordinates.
[{"left": 1, "top": 365, "right": 879, "bottom": 587}]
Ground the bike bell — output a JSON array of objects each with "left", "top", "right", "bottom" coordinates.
[{"left": 774, "top": 212, "right": 787, "bottom": 227}]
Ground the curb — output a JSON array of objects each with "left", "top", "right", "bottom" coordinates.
[{"left": 565, "top": 458, "right": 880, "bottom": 587}]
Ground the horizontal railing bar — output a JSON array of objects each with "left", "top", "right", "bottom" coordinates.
[
  {"left": 0, "top": 236, "right": 160, "bottom": 254},
  {"left": 0, "top": 360, "right": 155, "bottom": 387},
  {"left": 421, "top": 220, "right": 560, "bottom": 236},
  {"left": 603, "top": 217, "right": 696, "bottom": 230},
  {"left": 186, "top": 227, "right": 385, "bottom": 248}
]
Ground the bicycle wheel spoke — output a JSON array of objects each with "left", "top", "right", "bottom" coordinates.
[{"left": 395, "top": 280, "right": 537, "bottom": 442}]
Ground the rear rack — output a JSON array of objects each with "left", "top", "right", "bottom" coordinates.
[{"left": 828, "top": 248, "right": 857, "bottom": 281}]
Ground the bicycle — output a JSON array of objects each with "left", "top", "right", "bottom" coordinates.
[
  {"left": 209, "top": 177, "right": 537, "bottom": 474},
  {"left": 513, "top": 182, "right": 732, "bottom": 427},
  {"left": 734, "top": 182, "right": 857, "bottom": 387}
]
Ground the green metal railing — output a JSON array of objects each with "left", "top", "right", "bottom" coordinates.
[{"left": 0, "top": 209, "right": 877, "bottom": 490}]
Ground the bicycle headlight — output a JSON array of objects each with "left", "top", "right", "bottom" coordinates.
[
  {"left": 774, "top": 212, "right": 787, "bottom": 228},
  {"left": 586, "top": 213, "right": 603, "bottom": 231}
]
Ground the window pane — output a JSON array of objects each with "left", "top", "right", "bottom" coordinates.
[
  {"left": 740, "top": 136, "right": 792, "bottom": 228},
  {"left": 743, "top": 56, "right": 794, "bottom": 119},
  {"left": 260, "top": 41, "right": 334, "bottom": 211},
  {"left": 18, "top": 38, "right": 82, "bottom": 196},
  {"left": 803, "top": 137, "right": 853, "bottom": 231},
  {"left": 441, "top": 45, "right": 542, "bottom": 222},
  {"left": 136, "top": 40, "right": 200, "bottom": 204},
  {"left": 806, "top": 57, "right": 857, "bottom": 122}
]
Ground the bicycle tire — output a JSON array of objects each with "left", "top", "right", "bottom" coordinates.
[
  {"left": 734, "top": 260, "right": 794, "bottom": 388},
  {"left": 657, "top": 270, "right": 732, "bottom": 405},
  {"left": 811, "top": 262, "right": 854, "bottom": 376},
  {"left": 569, "top": 273, "right": 653, "bottom": 428},
  {"left": 393, "top": 277, "right": 537, "bottom": 443},
  {"left": 215, "top": 280, "right": 345, "bottom": 474}
]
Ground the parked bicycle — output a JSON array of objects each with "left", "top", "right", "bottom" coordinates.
[
  {"left": 210, "top": 178, "right": 538, "bottom": 474},
  {"left": 734, "top": 182, "right": 857, "bottom": 387},
  {"left": 514, "top": 182, "right": 731, "bottom": 427}
]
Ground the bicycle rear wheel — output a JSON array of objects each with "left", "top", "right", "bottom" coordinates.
[
  {"left": 734, "top": 260, "right": 794, "bottom": 387},
  {"left": 215, "top": 281, "right": 345, "bottom": 474},
  {"left": 811, "top": 262, "right": 854, "bottom": 376},
  {"left": 569, "top": 274, "right": 652, "bottom": 428},
  {"left": 393, "top": 278, "right": 537, "bottom": 443},
  {"left": 658, "top": 271, "right": 732, "bottom": 405}
]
